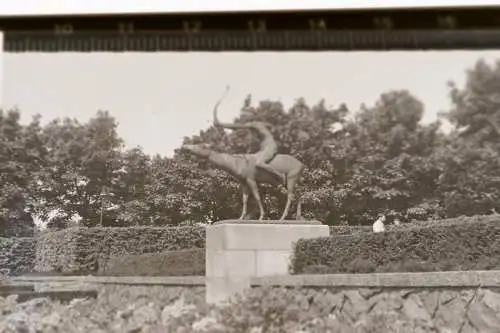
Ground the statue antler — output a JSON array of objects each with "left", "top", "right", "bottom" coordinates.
[{"left": 213, "top": 85, "right": 230, "bottom": 126}]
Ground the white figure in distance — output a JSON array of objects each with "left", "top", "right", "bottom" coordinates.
[
  {"left": 373, "top": 215, "right": 386, "bottom": 233},
  {"left": 393, "top": 218, "right": 401, "bottom": 226}
]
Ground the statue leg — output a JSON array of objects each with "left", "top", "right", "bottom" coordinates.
[
  {"left": 239, "top": 185, "right": 249, "bottom": 220},
  {"left": 295, "top": 199, "right": 302, "bottom": 220},
  {"left": 246, "top": 178, "right": 265, "bottom": 220},
  {"left": 279, "top": 175, "right": 297, "bottom": 220}
]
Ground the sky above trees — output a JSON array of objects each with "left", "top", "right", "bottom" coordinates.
[{"left": 5, "top": 51, "right": 500, "bottom": 156}]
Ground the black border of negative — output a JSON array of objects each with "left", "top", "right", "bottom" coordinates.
[{"left": 1, "top": 5, "right": 500, "bottom": 51}]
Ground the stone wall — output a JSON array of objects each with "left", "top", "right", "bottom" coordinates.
[
  {"left": 0, "top": 279, "right": 207, "bottom": 333},
  {"left": 10, "top": 276, "right": 205, "bottom": 292},
  {"left": 263, "top": 286, "right": 498, "bottom": 333},
  {"left": 251, "top": 271, "right": 500, "bottom": 332},
  {"left": 9, "top": 272, "right": 500, "bottom": 332}
]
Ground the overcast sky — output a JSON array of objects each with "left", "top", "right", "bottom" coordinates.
[{"left": 3, "top": 50, "right": 500, "bottom": 156}]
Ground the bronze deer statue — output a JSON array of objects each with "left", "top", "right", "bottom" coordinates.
[
  {"left": 181, "top": 143, "right": 305, "bottom": 220},
  {"left": 181, "top": 88, "right": 305, "bottom": 220}
]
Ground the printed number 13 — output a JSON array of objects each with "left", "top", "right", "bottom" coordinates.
[
  {"left": 183, "top": 21, "right": 202, "bottom": 33},
  {"left": 248, "top": 20, "right": 266, "bottom": 32}
]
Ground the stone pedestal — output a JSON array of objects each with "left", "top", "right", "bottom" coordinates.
[{"left": 205, "top": 220, "right": 329, "bottom": 304}]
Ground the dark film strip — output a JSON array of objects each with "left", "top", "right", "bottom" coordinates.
[{"left": 2, "top": 6, "right": 500, "bottom": 52}]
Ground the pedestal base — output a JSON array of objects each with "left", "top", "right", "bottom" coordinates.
[{"left": 205, "top": 220, "right": 329, "bottom": 304}]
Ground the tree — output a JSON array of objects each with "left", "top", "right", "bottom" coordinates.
[
  {"left": 444, "top": 58, "right": 500, "bottom": 142},
  {"left": 38, "top": 111, "right": 124, "bottom": 228},
  {"left": 143, "top": 154, "right": 240, "bottom": 224},
  {"left": 110, "top": 147, "right": 152, "bottom": 226},
  {"left": 0, "top": 108, "right": 44, "bottom": 235},
  {"left": 435, "top": 58, "right": 500, "bottom": 217},
  {"left": 309, "top": 90, "right": 443, "bottom": 224}
]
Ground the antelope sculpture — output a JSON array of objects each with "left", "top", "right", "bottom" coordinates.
[
  {"left": 181, "top": 88, "right": 305, "bottom": 220},
  {"left": 181, "top": 143, "right": 305, "bottom": 220}
]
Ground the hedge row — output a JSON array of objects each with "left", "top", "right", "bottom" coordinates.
[
  {"left": 35, "top": 226, "right": 205, "bottom": 274},
  {"left": 95, "top": 216, "right": 491, "bottom": 277},
  {"left": 329, "top": 225, "right": 372, "bottom": 236},
  {"left": 98, "top": 248, "right": 205, "bottom": 276},
  {"left": 395, "top": 214, "right": 490, "bottom": 230},
  {"left": 32, "top": 214, "right": 494, "bottom": 275},
  {"left": 0, "top": 237, "right": 35, "bottom": 276},
  {"left": 35, "top": 228, "right": 79, "bottom": 273},
  {"left": 292, "top": 215, "right": 500, "bottom": 274},
  {"left": 328, "top": 215, "right": 490, "bottom": 236},
  {"left": 0, "top": 214, "right": 35, "bottom": 238}
]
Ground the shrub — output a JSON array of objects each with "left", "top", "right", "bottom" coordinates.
[
  {"left": 33, "top": 214, "right": 494, "bottom": 275},
  {"left": 0, "top": 237, "right": 35, "bottom": 276},
  {"left": 0, "top": 213, "right": 35, "bottom": 238},
  {"left": 35, "top": 228, "right": 79, "bottom": 273},
  {"left": 35, "top": 226, "right": 205, "bottom": 274},
  {"left": 329, "top": 225, "right": 372, "bottom": 236},
  {"left": 387, "top": 214, "right": 491, "bottom": 231},
  {"left": 291, "top": 215, "right": 500, "bottom": 274},
  {"left": 328, "top": 214, "right": 488, "bottom": 235},
  {"left": 98, "top": 248, "right": 205, "bottom": 276}
]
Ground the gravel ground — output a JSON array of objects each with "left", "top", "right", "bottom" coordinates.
[{"left": 0, "top": 286, "right": 425, "bottom": 333}]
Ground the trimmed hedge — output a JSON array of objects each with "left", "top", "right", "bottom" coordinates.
[
  {"left": 328, "top": 215, "right": 490, "bottom": 236},
  {"left": 0, "top": 237, "right": 35, "bottom": 276},
  {"left": 35, "top": 228, "right": 79, "bottom": 273},
  {"left": 0, "top": 213, "right": 35, "bottom": 238},
  {"left": 33, "top": 214, "right": 497, "bottom": 276},
  {"left": 393, "top": 214, "right": 490, "bottom": 230},
  {"left": 35, "top": 226, "right": 205, "bottom": 274},
  {"left": 98, "top": 248, "right": 205, "bottom": 276},
  {"left": 292, "top": 215, "right": 500, "bottom": 274},
  {"left": 329, "top": 225, "right": 372, "bottom": 236}
]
